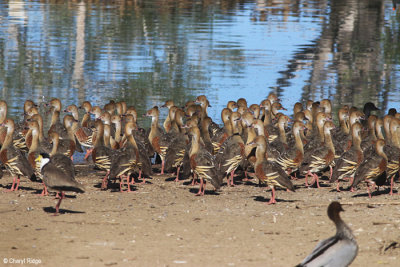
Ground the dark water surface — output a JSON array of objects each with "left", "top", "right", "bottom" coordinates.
[{"left": 0, "top": 0, "right": 399, "bottom": 125}]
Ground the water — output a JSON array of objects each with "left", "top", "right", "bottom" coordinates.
[{"left": 0, "top": 0, "right": 399, "bottom": 126}]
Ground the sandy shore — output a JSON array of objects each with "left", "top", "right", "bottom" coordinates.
[{"left": 1, "top": 163, "right": 399, "bottom": 267}]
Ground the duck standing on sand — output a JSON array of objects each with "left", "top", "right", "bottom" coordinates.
[
  {"left": 296, "top": 201, "right": 358, "bottom": 267},
  {"left": 249, "top": 136, "right": 294, "bottom": 204},
  {"left": 35, "top": 153, "right": 84, "bottom": 215}
]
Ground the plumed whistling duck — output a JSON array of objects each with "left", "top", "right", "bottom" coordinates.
[
  {"left": 300, "top": 121, "right": 336, "bottom": 188},
  {"left": 276, "top": 121, "right": 306, "bottom": 178},
  {"left": 249, "top": 135, "right": 294, "bottom": 204},
  {"left": 351, "top": 139, "right": 387, "bottom": 197},
  {"left": 187, "top": 124, "right": 222, "bottom": 196},
  {"left": 331, "top": 122, "right": 363, "bottom": 192},
  {"left": 216, "top": 111, "right": 246, "bottom": 186},
  {"left": 0, "top": 119, "right": 36, "bottom": 192},
  {"left": 161, "top": 100, "right": 175, "bottom": 133},
  {"left": 145, "top": 106, "right": 169, "bottom": 175}
]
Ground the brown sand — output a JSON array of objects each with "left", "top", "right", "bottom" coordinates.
[{"left": 1, "top": 164, "right": 399, "bottom": 267}]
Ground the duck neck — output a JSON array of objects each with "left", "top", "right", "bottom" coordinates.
[
  {"left": 94, "top": 126, "right": 105, "bottom": 147},
  {"left": 200, "top": 122, "right": 212, "bottom": 144},
  {"left": 255, "top": 143, "right": 267, "bottom": 166},
  {"left": 67, "top": 123, "right": 77, "bottom": 145},
  {"left": 376, "top": 144, "right": 388, "bottom": 162},
  {"left": 163, "top": 111, "right": 172, "bottom": 133},
  {"left": 246, "top": 127, "right": 257, "bottom": 144},
  {"left": 37, "top": 118, "right": 45, "bottom": 142},
  {"left": 114, "top": 121, "right": 122, "bottom": 143},
  {"left": 334, "top": 215, "right": 355, "bottom": 240},
  {"left": 103, "top": 125, "right": 112, "bottom": 148},
  {"left": 223, "top": 118, "right": 233, "bottom": 136},
  {"left": 317, "top": 119, "right": 325, "bottom": 142},
  {"left": 352, "top": 130, "right": 362, "bottom": 152},
  {"left": 293, "top": 127, "right": 304, "bottom": 155},
  {"left": 189, "top": 128, "right": 201, "bottom": 158},
  {"left": 278, "top": 122, "right": 287, "bottom": 145},
  {"left": 1, "top": 126, "right": 14, "bottom": 152},
  {"left": 149, "top": 115, "right": 161, "bottom": 142},
  {"left": 29, "top": 129, "right": 40, "bottom": 154},
  {"left": 127, "top": 133, "right": 138, "bottom": 151},
  {"left": 71, "top": 109, "right": 79, "bottom": 121},
  {"left": 81, "top": 113, "right": 90, "bottom": 127},
  {"left": 324, "top": 128, "right": 335, "bottom": 154},
  {"left": 50, "top": 138, "right": 59, "bottom": 157},
  {"left": 263, "top": 108, "right": 271, "bottom": 127},
  {"left": 231, "top": 120, "right": 240, "bottom": 135},
  {"left": 340, "top": 116, "right": 350, "bottom": 135},
  {"left": 50, "top": 111, "right": 60, "bottom": 127}
]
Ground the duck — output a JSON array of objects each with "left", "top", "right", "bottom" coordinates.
[
  {"left": 351, "top": 139, "right": 387, "bottom": 197},
  {"left": 187, "top": 124, "right": 222, "bottom": 196},
  {"left": 330, "top": 122, "right": 364, "bottom": 192},
  {"left": 91, "top": 120, "right": 115, "bottom": 189},
  {"left": 64, "top": 104, "right": 80, "bottom": 121},
  {"left": 276, "top": 121, "right": 306, "bottom": 178},
  {"left": 211, "top": 108, "right": 233, "bottom": 154},
  {"left": 25, "top": 120, "right": 51, "bottom": 176},
  {"left": 35, "top": 153, "right": 84, "bottom": 215},
  {"left": 300, "top": 121, "right": 336, "bottom": 188},
  {"left": 241, "top": 112, "right": 258, "bottom": 179},
  {"left": 385, "top": 118, "right": 400, "bottom": 195},
  {"left": 260, "top": 98, "right": 272, "bottom": 129},
  {"left": 47, "top": 107, "right": 68, "bottom": 139},
  {"left": 249, "top": 135, "right": 294, "bottom": 204},
  {"left": 320, "top": 99, "right": 332, "bottom": 119},
  {"left": 195, "top": 95, "right": 220, "bottom": 136},
  {"left": 0, "top": 119, "right": 36, "bottom": 191},
  {"left": 109, "top": 122, "right": 142, "bottom": 192},
  {"left": 22, "top": 100, "right": 37, "bottom": 121},
  {"left": 331, "top": 107, "right": 350, "bottom": 154},
  {"left": 296, "top": 201, "right": 358, "bottom": 267},
  {"left": 268, "top": 114, "right": 290, "bottom": 155},
  {"left": 39, "top": 132, "right": 76, "bottom": 196},
  {"left": 195, "top": 95, "right": 211, "bottom": 122},
  {"left": 303, "top": 112, "right": 330, "bottom": 153},
  {"left": 145, "top": 106, "right": 170, "bottom": 175},
  {"left": 123, "top": 121, "right": 152, "bottom": 183},
  {"left": 360, "top": 115, "right": 378, "bottom": 151},
  {"left": 161, "top": 100, "right": 175, "bottom": 133},
  {"left": 363, "top": 102, "right": 379, "bottom": 120},
  {"left": 215, "top": 111, "right": 246, "bottom": 186},
  {"left": 79, "top": 101, "right": 94, "bottom": 128},
  {"left": 164, "top": 110, "right": 191, "bottom": 181}
]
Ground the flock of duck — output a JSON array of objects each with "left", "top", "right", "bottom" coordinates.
[
  {"left": 6, "top": 93, "right": 397, "bottom": 265},
  {"left": 0, "top": 94, "right": 399, "bottom": 212}
]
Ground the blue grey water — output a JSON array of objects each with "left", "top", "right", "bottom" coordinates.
[{"left": 0, "top": 0, "right": 399, "bottom": 126}]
